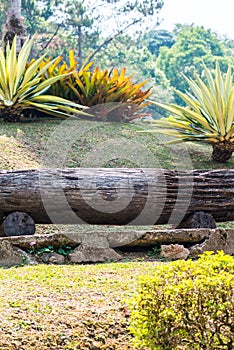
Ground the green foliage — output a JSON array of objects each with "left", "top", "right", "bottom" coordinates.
[
  {"left": 145, "top": 62, "right": 234, "bottom": 162},
  {"left": 39, "top": 0, "right": 164, "bottom": 61},
  {"left": 143, "top": 30, "right": 176, "bottom": 57},
  {"left": 96, "top": 37, "right": 168, "bottom": 85},
  {"left": 28, "top": 245, "right": 74, "bottom": 256},
  {"left": 16, "top": 0, "right": 165, "bottom": 64},
  {"left": 64, "top": 0, "right": 96, "bottom": 60},
  {"left": 0, "top": 37, "right": 89, "bottom": 122},
  {"left": 147, "top": 245, "right": 162, "bottom": 258},
  {"left": 95, "top": 36, "right": 174, "bottom": 119},
  {"left": 22, "top": 0, "right": 56, "bottom": 35},
  {"left": 39, "top": 51, "right": 153, "bottom": 122},
  {"left": 129, "top": 251, "right": 234, "bottom": 350},
  {"left": 156, "top": 25, "right": 230, "bottom": 103}
]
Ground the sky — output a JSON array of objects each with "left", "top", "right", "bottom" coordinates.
[{"left": 157, "top": 0, "right": 234, "bottom": 39}]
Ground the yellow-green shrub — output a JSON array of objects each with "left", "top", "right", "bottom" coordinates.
[{"left": 129, "top": 252, "right": 234, "bottom": 350}]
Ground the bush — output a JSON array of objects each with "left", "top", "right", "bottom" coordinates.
[{"left": 129, "top": 251, "right": 234, "bottom": 350}]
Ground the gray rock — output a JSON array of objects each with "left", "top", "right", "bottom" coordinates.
[
  {"left": 68, "top": 247, "right": 122, "bottom": 263},
  {"left": 0, "top": 228, "right": 224, "bottom": 251},
  {"left": 0, "top": 233, "right": 82, "bottom": 249},
  {"left": 78, "top": 233, "right": 110, "bottom": 248},
  {"left": 0, "top": 228, "right": 233, "bottom": 266},
  {"left": 0, "top": 240, "right": 23, "bottom": 266},
  {"left": 161, "top": 244, "right": 190, "bottom": 260},
  {"left": 40, "top": 252, "right": 65, "bottom": 264},
  {"left": 15, "top": 248, "right": 38, "bottom": 265},
  {"left": 106, "top": 230, "right": 146, "bottom": 247},
  {"left": 108, "top": 229, "right": 212, "bottom": 247},
  {"left": 189, "top": 228, "right": 234, "bottom": 256}
]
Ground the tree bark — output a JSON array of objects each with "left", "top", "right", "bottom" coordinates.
[
  {"left": 0, "top": 168, "right": 233, "bottom": 225},
  {"left": 2, "top": 0, "right": 26, "bottom": 52},
  {"left": 77, "top": 24, "right": 82, "bottom": 61}
]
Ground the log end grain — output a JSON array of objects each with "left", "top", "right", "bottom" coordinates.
[{"left": 3, "top": 211, "right": 36, "bottom": 237}]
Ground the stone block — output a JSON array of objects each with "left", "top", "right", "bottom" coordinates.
[
  {"left": 160, "top": 244, "right": 190, "bottom": 260},
  {"left": 189, "top": 229, "right": 234, "bottom": 256},
  {"left": 40, "top": 252, "right": 65, "bottom": 264},
  {"left": 69, "top": 247, "right": 122, "bottom": 263},
  {"left": 0, "top": 240, "right": 23, "bottom": 267}
]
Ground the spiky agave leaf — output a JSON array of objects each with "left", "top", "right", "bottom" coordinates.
[
  {"left": 25, "top": 95, "right": 89, "bottom": 118},
  {"left": 145, "top": 62, "right": 234, "bottom": 142},
  {"left": 0, "top": 36, "right": 91, "bottom": 121},
  {"left": 142, "top": 62, "right": 234, "bottom": 162}
]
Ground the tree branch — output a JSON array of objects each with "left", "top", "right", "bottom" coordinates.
[
  {"left": 41, "top": 23, "right": 61, "bottom": 51},
  {"left": 88, "top": 18, "right": 141, "bottom": 61}
]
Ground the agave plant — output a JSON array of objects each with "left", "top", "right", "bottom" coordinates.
[
  {"left": 0, "top": 37, "right": 89, "bottom": 122},
  {"left": 145, "top": 62, "right": 234, "bottom": 162}
]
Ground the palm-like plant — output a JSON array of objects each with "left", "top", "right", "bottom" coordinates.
[
  {"left": 146, "top": 63, "right": 234, "bottom": 162},
  {"left": 0, "top": 37, "right": 89, "bottom": 122}
]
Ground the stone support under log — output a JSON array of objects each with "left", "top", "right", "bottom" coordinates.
[{"left": 0, "top": 228, "right": 233, "bottom": 266}]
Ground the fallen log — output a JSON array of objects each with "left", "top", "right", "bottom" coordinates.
[{"left": 0, "top": 168, "right": 233, "bottom": 226}]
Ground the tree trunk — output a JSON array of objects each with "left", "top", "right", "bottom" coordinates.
[
  {"left": 212, "top": 141, "right": 234, "bottom": 163},
  {"left": 0, "top": 168, "right": 233, "bottom": 226},
  {"left": 2, "top": 0, "right": 26, "bottom": 52},
  {"left": 77, "top": 24, "right": 82, "bottom": 61}
]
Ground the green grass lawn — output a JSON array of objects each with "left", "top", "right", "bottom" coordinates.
[{"left": 0, "top": 261, "right": 160, "bottom": 349}]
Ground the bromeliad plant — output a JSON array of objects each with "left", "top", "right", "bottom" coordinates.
[
  {"left": 146, "top": 62, "right": 234, "bottom": 162},
  {"left": 38, "top": 51, "right": 153, "bottom": 122},
  {"left": 37, "top": 50, "right": 92, "bottom": 101},
  {"left": 73, "top": 66, "right": 153, "bottom": 122},
  {"left": 0, "top": 37, "right": 89, "bottom": 122}
]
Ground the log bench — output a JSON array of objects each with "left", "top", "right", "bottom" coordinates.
[{"left": 0, "top": 168, "right": 233, "bottom": 236}]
